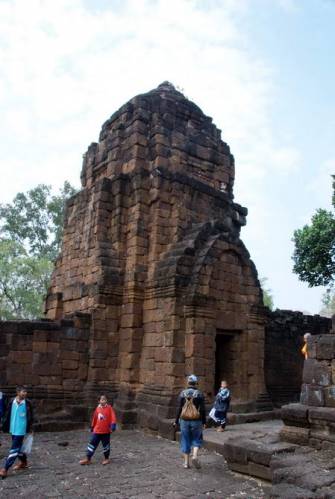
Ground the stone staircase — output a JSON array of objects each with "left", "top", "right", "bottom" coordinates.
[
  {"left": 255, "top": 392, "right": 274, "bottom": 412},
  {"left": 218, "top": 420, "right": 335, "bottom": 498}
]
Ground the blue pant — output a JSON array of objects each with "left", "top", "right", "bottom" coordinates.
[
  {"left": 87, "top": 433, "right": 110, "bottom": 459},
  {"left": 214, "top": 409, "right": 227, "bottom": 428},
  {"left": 180, "top": 420, "right": 203, "bottom": 454},
  {"left": 4, "top": 435, "right": 27, "bottom": 470}
]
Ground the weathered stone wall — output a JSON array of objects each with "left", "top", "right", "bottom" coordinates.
[
  {"left": 265, "top": 310, "right": 332, "bottom": 407},
  {"left": 280, "top": 317, "right": 335, "bottom": 449},
  {"left": 0, "top": 314, "right": 95, "bottom": 421}
]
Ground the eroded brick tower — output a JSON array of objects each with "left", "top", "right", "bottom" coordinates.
[{"left": 45, "top": 82, "right": 266, "bottom": 428}]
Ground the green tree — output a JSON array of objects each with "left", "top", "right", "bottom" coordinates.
[
  {"left": 0, "top": 181, "right": 76, "bottom": 261},
  {"left": 320, "top": 291, "right": 335, "bottom": 318},
  {"left": 260, "top": 277, "right": 274, "bottom": 310},
  {"left": 0, "top": 240, "right": 53, "bottom": 320},
  {"left": 292, "top": 177, "right": 335, "bottom": 290},
  {"left": 0, "top": 182, "right": 76, "bottom": 320}
]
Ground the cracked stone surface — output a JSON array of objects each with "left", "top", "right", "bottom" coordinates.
[{"left": 0, "top": 429, "right": 270, "bottom": 498}]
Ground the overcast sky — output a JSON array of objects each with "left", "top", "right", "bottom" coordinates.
[{"left": 0, "top": 0, "right": 334, "bottom": 314}]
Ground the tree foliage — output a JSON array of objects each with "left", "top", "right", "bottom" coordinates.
[
  {"left": 260, "top": 277, "right": 274, "bottom": 310},
  {"left": 0, "top": 240, "right": 53, "bottom": 320},
  {"left": 292, "top": 176, "right": 335, "bottom": 317},
  {"left": 0, "top": 181, "right": 76, "bottom": 261},
  {"left": 0, "top": 182, "right": 76, "bottom": 320},
  {"left": 320, "top": 290, "right": 335, "bottom": 318},
  {"left": 292, "top": 209, "right": 335, "bottom": 288}
]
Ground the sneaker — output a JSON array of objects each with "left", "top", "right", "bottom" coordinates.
[
  {"left": 101, "top": 459, "right": 110, "bottom": 465},
  {"left": 13, "top": 461, "right": 28, "bottom": 471},
  {"left": 183, "top": 463, "right": 190, "bottom": 469},
  {"left": 0, "top": 468, "right": 7, "bottom": 479},
  {"left": 79, "top": 458, "right": 91, "bottom": 465},
  {"left": 192, "top": 457, "right": 201, "bottom": 469}
]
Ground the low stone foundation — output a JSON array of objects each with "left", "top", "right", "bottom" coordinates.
[
  {"left": 223, "top": 435, "right": 296, "bottom": 481},
  {"left": 280, "top": 331, "right": 335, "bottom": 449},
  {"left": 265, "top": 310, "right": 332, "bottom": 407},
  {"left": 0, "top": 314, "right": 110, "bottom": 428}
]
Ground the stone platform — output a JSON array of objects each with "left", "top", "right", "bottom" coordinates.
[
  {"left": 0, "top": 429, "right": 269, "bottom": 499},
  {"left": 219, "top": 420, "right": 335, "bottom": 498}
]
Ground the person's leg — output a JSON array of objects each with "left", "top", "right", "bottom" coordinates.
[
  {"left": 179, "top": 420, "right": 191, "bottom": 468},
  {"left": 190, "top": 421, "right": 203, "bottom": 469},
  {"left": 3, "top": 435, "right": 25, "bottom": 472},
  {"left": 17, "top": 450, "right": 27, "bottom": 464},
  {"left": 80, "top": 433, "right": 100, "bottom": 464},
  {"left": 215, "top": 410, "right": 224, "bottom": 431},
  {"left": 219, "top": 411, "right": 227, "bottom": 431},
  {"left": 101, "top": 434, "right": 110, "bottom": 464},
  {"left": 15, "top": 437, "right": 28, "bottom": 469}
]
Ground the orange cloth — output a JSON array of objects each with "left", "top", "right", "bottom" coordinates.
[
  {"left": 91, "top": 404, "right": 117, "bottom": 434},
  {"left": 301, "top": 343, "right": 308, "bottom": 360}
]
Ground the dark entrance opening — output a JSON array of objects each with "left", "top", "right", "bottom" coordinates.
[{"left": 215, "top": 330, "right": 240, "bottom": 394}]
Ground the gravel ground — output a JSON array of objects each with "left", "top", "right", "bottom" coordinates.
[{"left": 0, "top": 429, "right": 270, "bottom": 498}]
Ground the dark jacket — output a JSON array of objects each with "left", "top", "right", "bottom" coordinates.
[
  {"left": 175, "top": 387, "right": 206, "bottom": 424},
  {"left": 0, "top": 392, "right": 8, "bottom": 420},
  {"left": 2, "top": 398, "right": 34, "bottom": 434},
  {"left": 214, "top": 388, "right": 230, "bottom": 413}
]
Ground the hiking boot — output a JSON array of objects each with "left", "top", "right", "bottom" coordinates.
[
  {"left": 13, "top": 461, "right": 28, "bottom": 471},
  {"left": 101, "top": 458, "right": 110, "bottom": 465},
  {"left": 79, "top": 458, "right": 91, "bottom": 465},
  {"left": 0, "top": 468, "right": 7, "bottom": 479},
  {"left": 191, "top": 457, "right": 201, "bottom": 469}
]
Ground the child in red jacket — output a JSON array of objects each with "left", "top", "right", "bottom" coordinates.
[{"left": 80, "top": 395, "right": 117, "bottom": 466}]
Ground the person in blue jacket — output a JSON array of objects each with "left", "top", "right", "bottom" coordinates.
[
  {"left": 0, "top": 386, "right": 34, "bottom": 479},
  {"left": 210, "top": 380, "right": 230, "bottom": 432}
]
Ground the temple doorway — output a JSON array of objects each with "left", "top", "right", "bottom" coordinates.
[{"left": 215, "top": 330, "right": 241, "bottom": 394}]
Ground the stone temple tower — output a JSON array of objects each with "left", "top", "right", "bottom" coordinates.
[{"left": 45, "top": 82, "right": 267, "bottom": 429}]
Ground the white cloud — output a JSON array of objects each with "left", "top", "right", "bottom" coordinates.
[
  {"left": 0, "top": 0, "right": 282, "bottom": 197},
  {"left": 305, "top": 157, "right": 335, "bottom": 211},
  {"left": 276, "top": 0, "right": 299, "bottom": 12}
]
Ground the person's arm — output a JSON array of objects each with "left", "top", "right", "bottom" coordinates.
[
  {"left": 2, "top": 399, "right": 12, "bottom": 433},
  {"left": 29, "top": 400, "right": 34, "bottom": 432},
  {"left": 174, "top": 394, "right": 184, "bottom": 424},
  {"left": 199, "top": 395, "right": 206, "bottom": 425},
  {"left": 220, "top": 389, "right": 230, "bottom": 401},
  {"left": 109, "top": 406, "right": 117, "bottom": 431},
  {"left": 91, "top": 409, "right": 97, "bottom": 432}
]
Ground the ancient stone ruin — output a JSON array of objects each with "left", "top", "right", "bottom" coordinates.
[
  {"left": 44, "top": 81, "right": 267, "bottom": 428},
  {"left": 223, "top": 317, "right": 335, "bottom": 497},
  {"left": 281, "top": 316, "right": 335, "bottom": 449},
  {"left": 0, "top": 83, "right": 332, "bottom": 433}
]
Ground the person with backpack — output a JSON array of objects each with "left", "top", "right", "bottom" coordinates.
[
  {"left": 174, "top": 374, "right": 206, "bottom": 469},
  {"left": 0, "top": 386, "right": 34, "bottom": 479}
]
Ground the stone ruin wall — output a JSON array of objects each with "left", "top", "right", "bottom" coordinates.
[
  {"left": 265, "top": 310, "right": 332, "bottom": 407},
  {"left": 0, "top": 314, "right": 93, "bottom": 427},
  {"left": 281, "top": 317, "right": 335, "bottom": 450}
]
